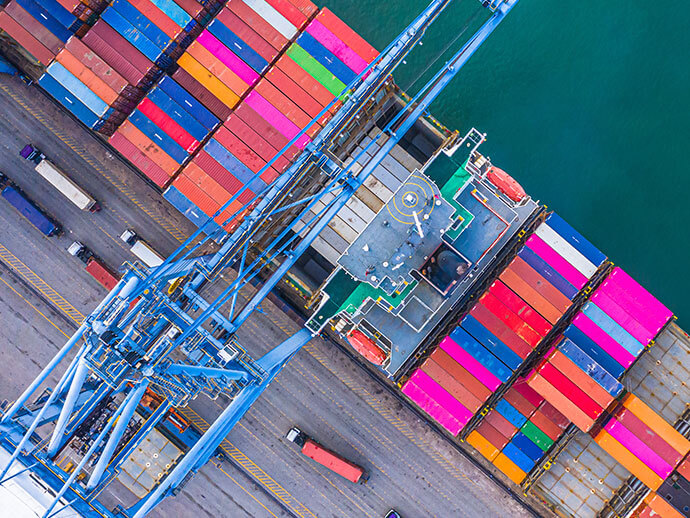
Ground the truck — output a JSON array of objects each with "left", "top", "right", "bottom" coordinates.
[
  {"left": 68, "top": 241, "right": 120, "bottom": 290},
  {"left": 286, "top": 427, "right": 368, "bottom": 484},
  {"left": 20, "top": 144, "right": 100, "bottom": 212},
  {"left": 0, "top": 173, "right": 61, "bottom": 237},
  {"left": 120, "top": 229, "right": 164, "bottom": 268}
]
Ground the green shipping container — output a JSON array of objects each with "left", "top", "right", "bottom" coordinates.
[
  {"left": 521, "top": 420, "right": 554, "bottom": 452},
  {"left": 286, "top": 44, "right": 346, "bottom": 96}
]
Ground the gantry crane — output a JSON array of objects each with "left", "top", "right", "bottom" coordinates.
[{"left": 0, "top": 1, "right": 519, "bottom": 516}]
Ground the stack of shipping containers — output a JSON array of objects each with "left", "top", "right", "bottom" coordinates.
[
  {"left": 402, "top": 213, "right": 607, "bottom": 437},
  {"left": 631, "top": 488, "right": 690, "bottom": 518},
  {"left": 466, "top": 378, "right": 570, "bottom": 485},
  {"left": 164, "top": 4, "right": 380, "bottom": 234}
]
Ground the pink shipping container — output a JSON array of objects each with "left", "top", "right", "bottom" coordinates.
[
  {"left": 305, "top": 19, "right": 368, "bottom": 74},
  {"left": 64, "top": 37, "right": 129, "bottom": 93},
  {"left": 525, "top": 234, "right": 588, "bottom": 289},
  {"left": 82, "top": 29, "right": 144, "bottom": 86},
  {"left": 605, "top": 419, "right": 673, "bottom": 479},
  {"left": 110, "top": 133, "right": 170, "bottom": 187},
  {"left": 590, "top": 291, "right": 656, "bottom": 345},
  {"left": 408, "top": 370, "right": 473, "bottom": 426},
  {"left": 572, "top": 313, "right": 636, "bottom": 367},
  {"left": 402, "top": 380, "right": 463, "bottom": 435},
  {"left": 438, "top": 336, "right": 502, "bottom": 392},
  {"left": 197, "top": 30, "right": 260, "bottom": 86},
  {"left": 244, "top": 92, "right": 311, "bottom": 148}
]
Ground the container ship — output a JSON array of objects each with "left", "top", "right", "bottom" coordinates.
[{"left": 0, "top": 1, "right": 688, "bottom": 517}]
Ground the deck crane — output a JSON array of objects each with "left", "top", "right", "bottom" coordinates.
[{"left": 0, "top": 1, "right": 519, "bottom": 516}]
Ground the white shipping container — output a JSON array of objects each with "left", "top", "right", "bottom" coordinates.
[
  {"left": 130, "top": 241, "right": 164, "bottom": 268},
  {"left": 34, "top": 160, "right": 98, "bottom": 211},
  {"left": 244, "top": 0, "right": 298, "bottom": 40},
  {"left": 535, "top": 224, "right": 597, "bottom": 278}
]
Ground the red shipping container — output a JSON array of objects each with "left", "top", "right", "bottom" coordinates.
[
  {"left": 266, "top": 66, "right": 329, "bottom": 120},
  {"left": 81, "top": 30, "right": 143, "bottom": 86},
  {"left": 193, "top": 150, "right": 244, "bottom": 195},
  {"left": 186, "top": 41, "right": 250, "bottom": 97},
  {"left": 503, "top": 388, "right": 537, "bottom": 419},
  {"left": 430, "top": 348, "right": 492, "bottom": 402},
  {"left": 421, "top": 358, "right": 482, "bottom": 413},
  {"left": 469, "top": 303, "right": 534, "bottom": 359},
  {"left": 510, "top": 257, "right": 572, "bottom": 314},
  {"left": 500, "top": 267, "right": 562, "bottom": 325},
  {"left": 57, "top": 0, "right": 80, "bottom": 9},
  {"left": 90, "top": 20, "right": 153, "bottom": 77},
  {"left": 183, "top": 163, "right": 229, "bottom": 202},
  {"left": 4, "top": 3, "right": 62, "bottom": 54},
  {"left": 677, "top": 455, "right": 690, "bottom": 480},
  {"left": 233, "top": 104, "right": 301, "bottom": 159},
  {"left": 484, "top": 409, "right": 518, "bottom": 439},
  {"left": 512, "top": 379, "right": 545, "bottom": 408},
  {"left": 475, "top": 420, "right": 510, "bottom": 451},
  {"left": 254, "top": 79, "right": 318, "bottom": 131},
  {"left": 315, "top": 8, "right": 378, "bottom": 63},
  {"left": 224, "top": 115, "right": 291, "bottom": 172},
  {"left": 115, "top": 121, "right": 180, "bottom": 175},
  {"left": 227, "top": 0, "right": 288, "bottom": 52},
  {"left": 286, "top": 0, "right": 318, "bottom": 17},
  {"left": 529, "top": 410, "right": 567, "bottom": 442},
  {"left": 539, "top": 401, "right": 571, "bottom": 430},
  {"left": 265, "top": 0, "right": 307, "bottom": 28},
  {"left": 489, "top": 280, "right": 552, "bottom": 336},
  {"left": 215, "top": 8, "right": 278, "bottom": 63},
  {"left": 173, "top": 174, "right": 220, "bottom": 217},
  {"left": 128, "top": 0, "right": 183, "bottom": 39},
  {"left": 172, "top": 68, "right": 233, "bottom": 122},
  {"left": 138, "top": 98, "right": 199, "bottom": 153},
  {"left": 538, "top": 362, "right": 603, "bottom": 420},
  {"left": 214, "top": 126, "right": 280, "bottom": 181},
  {"left": 110, "top": 132, "right": 170, "bottom": 187},
  {"left": 0, "top": 12, "right": 54, "bottom": 65},
  {"left": 614, "top": 408, "right": 684, "bottom": 468},
  {"left": 275, "top": 55, "right": 336, "bottom": 108},
  {"left": 476, "top": 293, "right": 541, "bottom": 347},
  {"left": 548, "top": 350, "right": 614, "bottom": 410},
  {"left": 64, "top": 37, "right": 129, "bottom": 93},
  {"left": 172, "top": 0, "right": 204, "bottom": 18},
  {"left": 528, "top": 373, "right": 594, "bottom": 432}
]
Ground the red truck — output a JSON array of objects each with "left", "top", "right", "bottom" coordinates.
[
  {"left": 69, "top": 242, "right": 119, "bottom": 290},
  {"left": 286, "top": 427, "right": 368, "bottom": 484}
]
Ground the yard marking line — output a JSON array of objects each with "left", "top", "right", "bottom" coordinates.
[
  {"left": 0, "top": 244, "right": 84, "bottom": 325},
  {"left": 178, "top": 406, "right": 316, "bottom": 518},
  {"left": 216, "top": 464, "right": 279, "bottom": 518},
  {"left": 0, "top": 276, "right": 69, "bottom": 338},
  {"left": 0, "top": 84, "right": 188, "bottom": 243}
]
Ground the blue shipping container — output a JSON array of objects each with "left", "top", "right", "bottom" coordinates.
[
  {"left": 581, "top": 302, "right": 644, "bottom": 357},
  {"left": 163, "top": 186, "right": 224, "bottom": 235},
  {"left": 15, "top": 0, "right": 72, "bottom": 42},
  {"left": 502, "top": 443, "right": 535, "bottom": 473},
  {"left": 448, "top": 327, "right": 512, "bottom": 382},
  {"left": 1, "top": 186, "right": 59, "bottom": 236},
  {"left": 101, "top": 8, "right": 163, "bottom": 63},
  {"left": 147, "top": 88, "right": 208, "bottom": 141},
  {"left": 38, "top": 74, "right": 100, "bottom": 128},
  {"left": 148, "top": 0, "right": 191, "bottom": 29},
  {"left": 495, "top": 400, "right": 528, "bottom": 429},
  {"left": 295, "top": 32, "right": 356, "bottom": 84},
  {"left": 558, "top": 338, "right": 623, "bottom": 397},
  {"left": 545, "top": 213, "right": 607, "bottom": 267},
  {"left": 46, "top": 63, "right": 109, "bottom": 117},
  {"left": 158, "top": 77, "right": 219, "bottom": 130},
  {"left": 204, "top": 139, "right": 267, "bottom": 191},
  {"left": 111, "top": 0, "right": 171, "bottom": 50},
  {"left": 207, "top": 19, "right": 269, "bottom": 74},
  {"left": 517, "top": 247, "right": 578, "bottom": 300},
  {"left": 461, "top": 315, "right": 522, "bottom": 371},
  {"left": 129, "top": 110, "right": 188, "bottom": 164},
  {"left": 563, "top": 324, "right": 625, "bottom": 379},
  {"left": 35, "top": 0, "right": 76, "bottom": 29},
  {"left": 511, "top": 432, "right": 544, "bottom": 462}
]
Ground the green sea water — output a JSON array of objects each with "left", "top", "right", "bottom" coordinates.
[{"left": 321, "top": 1, "right": 690, "bottom": 322}]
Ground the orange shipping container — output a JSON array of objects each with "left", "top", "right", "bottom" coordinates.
[
  {"left": 115, "top": 121, "right": 180, "bottom": 176},
  {"left": 510, "top": 257, "right": 572, "bottom": 313},
  {"left": 185, "top": 42, "right": 249, "bottom": 97},
  {"left": 499, "top": 267, "right": 562, "bottom": 324},
  {"left": 182, "top": 164, "right": 244, "bottom": 229},
  {"left": 643, "top": 491, "right": 685, "bottom": 518},
  {"left": 594, "top": 430, "right": 664, "bottom": 490},
  {"left": 527, "top": 373, "right": 594, "bottom": 432},
  {"left": 421, "top": 358, "right": 483, "bottom": 413},
  {"left": 492, "top": 452, "right": 527, "bottom": 485},
  {"left": 466, "top": 430, "right": 500, "bottom": 462},
  {"left": 56, "top": 50, "right": 119, "bottom": 105},
  {"left": 622, "top": 394, "right": 690, "bottom": 457},
  {"left": 177, "top": 53, "right": 241, "bottom": 109},
  {"left": 173, "top": 174, "right": 221, "bottom": 217},
  {"left": 548, "top": 350, "right": 614, "bottom": 409}
]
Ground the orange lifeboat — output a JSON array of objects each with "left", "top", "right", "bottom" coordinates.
[
  {"left": 486, "top": 166, "right": 526, "bottom": 202},
  {"left": 346, "top": 329, "right": 387, "bottom": 365}
]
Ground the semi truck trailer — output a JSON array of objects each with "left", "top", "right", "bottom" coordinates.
[
  {"left": 0, "top": 173, "right": 61, "bottom": 237},
  {"left": 120, "top": 229, "right": 164, "bottom": 268},
  {"left": 286, "top": 427, "right": 368, "bottom": 484},
  {"left": 68, "top": 241, "right": 119, "bottom": 290}
]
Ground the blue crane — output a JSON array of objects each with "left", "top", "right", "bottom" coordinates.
[{"left": 0, "top": 1, "right": 519, "bottom": 516}]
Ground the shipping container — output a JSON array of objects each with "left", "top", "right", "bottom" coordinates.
[
  {"left": 525, "top": 234, "right": 588, "bottom": 290},
  {"left": 163, "top": 186, "right": 225, "bottom": 234},
  {"left": 517, "top": 247, "right": 578, "bottom": 300},
  {"left": 499, "top": 266, "right": 562, "bottom": 325},
  {"left": 56, "top": 49, "right": 120, "bottom": 105},
  {"left": 502, "top": 442, "right": 535, "bottom": 473},
  {"left": 206, "top": 18, "right": 269, "bottom": 75},
  {"left": 115, "top": 120, "right": 180, "bottom": 175},
  {"left": 177, "top": 52, "right": 242, "bottom": 109},
  {"left": 522, "top": 417, "right": 557, "bottom": 447},
  {"left": 468, "top": 303, "right": 534, "bottom": 359},
  {"left": 488, "top": 280, "right": 552, "bottom": 336},
  {"left": 476, "top": 292, "right": 542, "bottom": 347},
  {"left": 129, "top": 109, "right": 188, "bottom": 164},
  {"left": 227, "top": 0, "right": 288, "bottom": 51},
  {"left": 590, "top": 291, "right": 655, "bottom": 345},
  {"left": 101, "top": 7, "right": 163, "bottom": 63},
  {"left": 571, "top": 313, "right": 636, "bottom": 369},
  {"left": 563, "top": 324, "right": 626, "bottom": 379},
  {"left": 439, "top": 336, "right": 502, "bottom": 391},
  {"left": 0, "top": 12, "right": 54, "bottom": 65},
  {"left": 594, "top": 429, "right": 665, "bottom": 490},
  {"left": 13, "top": 0, "right": 72, "bottom": 43},
  {"left": 171, "top": 68, "right": 233, "bottom": 121},
  {"left": 449, "top": 327, "right": 512, "bottom": 382},
  {"left": 4, "top": 2, "right": 64, "bottom": 54},
  {"left": 85, "top": 257, "right": 119, "bottom": 290},
  {"left": 547, "top": 350, "right": 614, "bottom": 409},
  {"left": 46, "top": 62, "right": 109, "bottom": 116},
  {"left": 581, "top": 302, "right": 645, "bottom": 358},
  {"left": 421, "top": 358, "right": 483, "bottom": 413},
  {"left": 109, "top": 132, "right": 171, "bottom": 187},
  {"left": 244, "top": 91, "right": 310, "bottom": 147},
  {"left": 138, "top": 97, "right": 199, "bottom": 152},
  {"left": 215, "top": 7, "right": 277, "bottom": 63},
  {"left": 461, "top": 314, "right": 523, "bottom": 370},
  {"left": 495, "top": 399, "right": 528, "bottom": 429},
  {"left": 158, "top": 76, "right": 219, "bottom": 130},
  {"left": 1, "top": 185, "right": 60, "bottom": 236},
  {"left": 243, "top": 0, "right": 298, "bottom": 40},
  {"left": 38, "top": 73, "right": 100, "bottom": 127},
  {"left": 33, "top": 158, "right": 98, "bottom": 211},
  {"left": 86, "top": 20, "right": 154, "bottom": 81},
  {"left": 557, "top": 338, "right": 624, "bottom": 396},
  {"left": 306, "top": 18, "right": 368, "bottom": 74},
  {"left": 285, "top": 44, "right": 346, "bottom": 97},
  {"left": 527, "top": 373, "right": 594, "bottom": 432},
  {"left": 492, "top": 452, "right": 527, "bottom": 485},
  {"left": 475, "top": 420, "right": 510, "bottom": 451},
  {"left": 466, "top": 430, "right": 500, "bottom": 462},
  {"left": 429, "top": 348, "right": 493, "bottom": 402},
  {"left": 485, "top": 408, "right": 518, "bottom": 439},
  {"left": 409, "top": 370, "right": 473, "bottom": 426},
  {"left": 511, "top": 432, "right": 544, "bottom": 462},
  {"left": 401, "top": 378, "right": 463, "bottom": 436},
  {"left": 537, "top": 362, "right": 603, "bottom": 420},
  {"left": 503, "top": 388, "right": 537, "bottom": 418},
  {"left": 146, "top": 88, "right": 208, "bottom": 141},
  {"left": 110, "top": 0, "right": 171, "bottom": 51},
  {"left": 614, "top": 408, "right": 684, "bottom": 468},
  {"left": 544, "top": 213, "right": 607, "bottom": 267}
]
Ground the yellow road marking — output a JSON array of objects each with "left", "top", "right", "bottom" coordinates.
[
  {"left": 216, "top": 464, "right": 279, "bottom": 518},
  {"left": 0, "top": 276, "right": 69, "bottom": 338}
]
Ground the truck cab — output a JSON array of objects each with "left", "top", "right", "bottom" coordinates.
[
  {"left": 120, "top": 229, "right": 164, "bottom": 268},
  {"left": 67, "top": 241, "right": 94, "bottom": 264},
  {"left": 20, "top": 144, "right": 43, "bottom": 164}
]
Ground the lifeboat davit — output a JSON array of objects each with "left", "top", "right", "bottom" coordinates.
[
  {"left": 346, "top": 329, "right": 387, "bottom": 365},
  {"left": 486, "top": 166, "right": 526, "bottom": 202}
]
